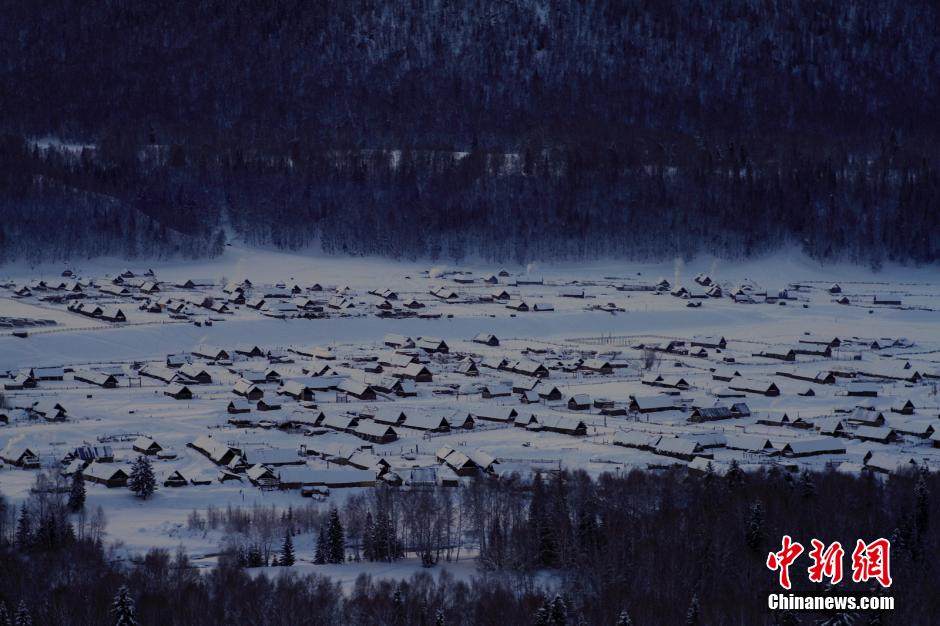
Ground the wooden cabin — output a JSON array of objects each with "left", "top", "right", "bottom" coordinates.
[
  {"left": 132, "top": 436, "right": 163, "bottom": 456},
  {"left": 781, "top": 438, "right": 846, "bottom": 458},
  {"left": 654, "top": 438, "right": 709, "bottom": 461},
  {"left": 353, "top": 422, "right": 398, "bottom": 444},
  {"left": 227, "top": 399, "right": 253, "bottom": 414},
  {"left": 338, "top": 380, "right": 377, "bottom": 401},
  {"left": 688, "top": 407, "right": 735, "bottom": 422},
  {"left": 567, "top": 394, "right": 592, "bottom": 411},
  {"left": 74, "top": 370, "right": 119, "bottom": 388},
  {"left": 164, "top": 384, "right": 193, "bottom": 400},
  {"left": 473, "top": 333, "right": 500, "bottom": 347},
  {"left": 82, "top": 462, "right": 129, "bottom": 488},
  {"left": 691, "top": 335, "right": 727, "bottom": 349}
]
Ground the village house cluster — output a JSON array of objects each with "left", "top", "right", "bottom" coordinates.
[
  {"left": 1, "top": 265, "right": 938, "bottom": 514},
  {"left": 0, "top": 267, "right": 916, "bottom": 343}
]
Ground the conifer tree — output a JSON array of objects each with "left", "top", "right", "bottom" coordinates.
[
  {"left": 726, "top": 459, "right": 745, "bottom": 491},
  {"left": 529, "top": 473, "right": 556, "bottom": 567},
  {"left": 485, "top": 514, "right": 504, "bottom": 569},
  {"left": 391, "top": 586, "right": 405, "bottom": 626},
  {"left": 371, "top": 505, "right": 402, "bottom": 562},
  {"left": 15, "top": 505, "right": 31, "bottom": 549},
  {"left": 548, "top": 473, "right": 571, "bottom": 566},
  {"left": 533, "top": 602, "right": 551, "bottom": 626},
  {"left": 799, "top": 470, "right": 816, "bottom": 499},
  {"left": 746, "top": 500, "right": 765, "bottom": 553},
  {"left": 36, "top": 512, "right": 59, "bottom": 550},
  {"left": 549, "top": 594, "right": 567, "bottom": 626},
  {"left": 281, "top": 530, "right": 296, "bottom": 566},
  {"left": 111, "top": 585, "right": 137, "bottom": 626},
  {"left": 314, "top": 524, "right": 327, "bottom": 564},
  {"left": 13, "top": 602, "right": 30, "bottom": 626},
  {"left": 68, "top": 472, "right": 86, "bottom": 512},
  {"left": 575, "top": 499, "right": 599, "bottom": 559},
  {"left": 246, "top": 544, "right": 265, "bottom": 567},
  {"left": 362, "top": 512, "right": 375, "bottom": 561},
  {"left": 128, "top": 456, "right": 156, "bottom": 500},
  {"left": 915, "top": 466, "right": 930, "bottom": 534},
  {"left": 385, "top": 508, "right": 404, "bottom": 560},
  {"left": 327, "top": 507, "right": 345, "bottom": 564},
  {"left": 371, "top": 509, "right": 386, "bottom": 562},
  {"left": 685, "top": 593, "right": 700, "bottom": 626}
]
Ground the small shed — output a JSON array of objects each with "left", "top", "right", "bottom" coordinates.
[
  {"left": 473, "top": 333, "right": 500, "bottom": 347},
  {"left": 164, "top": 384, "right": 193, "bottom": 400},
  {"left": 132, "top": 436, "right": 163, "bottom": 456},
  {"left": 567, "top": 394, "right": 592, "bottom": 411}
]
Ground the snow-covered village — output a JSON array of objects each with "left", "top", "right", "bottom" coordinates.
[
  {"left": 3, "top": 2, "right": 940, "bottom": 624},
  {"left": 1, "top": 248, "right": 939, "bottom": 618}
]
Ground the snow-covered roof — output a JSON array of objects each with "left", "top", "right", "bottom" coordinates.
[
  {"left": 854, "top": 425, "right": 895, "bottom": 441},
  {"left": 612, "top": 430, "right": 661, "bottom": 448},
  {"left": 655, "top": 437, "right": 701, "bottom": 456},
  {"left": 354, "top": 421, "right": 396, "bottom": 438},
  {"left": 277, "top": 466, "right": 375, "bottom": 486},
  {"left": 864, "top": 452, "right": 919, "bottom": 475},
  {"left": 630, "top": 395, "right": 677, "bottom": 411},
  {"left": 723, "top": 434, "right": 773, "bottom": 452},
  {"left": 783, "top": 438, "right": 846, "bottom": 455},
  {"left": 402, "top": 414, "right": 449, "bottom": 430},
  {"left": 82, "top": 461, "right": 129, "bottom": 482},
  {"left": 247, "top": 448, "right": 301, "bottom": 466}
]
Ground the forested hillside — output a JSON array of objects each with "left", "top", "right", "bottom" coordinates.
[{"left": 0, "top": 0, "right": 937, "bottom": 263}]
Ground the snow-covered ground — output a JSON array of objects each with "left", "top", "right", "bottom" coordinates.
[{"left": 1, "top": 246, "right": 939, "bottom": 576}]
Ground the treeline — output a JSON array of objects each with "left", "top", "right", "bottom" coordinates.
[
  {"left": 0, "top": 136, "right": 221, "bottom": 265},
  {"left": 1, "top": 133, "right": 936, "bottom": 265},
  {"left": 187, "top": 483, "right": 460, "bottom": 568},
  {"left": 0, "top": 1, "right": 938, "bottom": 263},
  {"left": 2, "top": 465, "right": 939, "bottom": 625}
]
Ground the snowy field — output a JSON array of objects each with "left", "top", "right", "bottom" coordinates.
[{"left": 1, "top": 246, "right": 939, "bottom": 578}]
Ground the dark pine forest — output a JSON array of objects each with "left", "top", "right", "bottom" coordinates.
[
  {"left": 0, "top": 0, "right": 937, "bottom": 264},
  {"left": 1, "top": 466, "right": 938, "bottom": 625}
]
